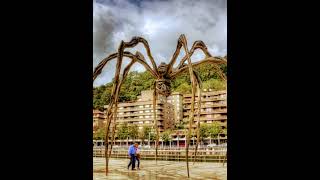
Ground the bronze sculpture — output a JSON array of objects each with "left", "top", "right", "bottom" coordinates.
[{"left": 93, "top": 34, "right": 227, "bottom": 177}]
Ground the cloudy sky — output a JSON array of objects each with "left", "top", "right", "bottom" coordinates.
[{"left": 93, "top": 0, "right": 227, "bottom": 86}]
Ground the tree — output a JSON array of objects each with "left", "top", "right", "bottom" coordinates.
[
  {"left": 175, "top": 121, "right": 185, "bottom": 130},
  {"left": 208, "top": 122, "right": 222, "bottom": 144},
  {"left": 199, "top": 124, "right": 209, "bottom": 145},
  {"left": 116, "top": 123, "right": 129, "bottom": 146},
  {"left": 202, "top": 79, "right": 226, "bottom": 91},
  {"left": 93, "top": 125, "right": 99, "bottom": 132},
  {"left": 175, "top": 82, "right": 192, "bottom": 94},
  {"left": 139, "top": 125, "right": 152, "bottom": 145},
  {"left": 160, "top": 130, "right": 172, "bottom": 146},
  {"left": 128, "top": 124, "right": 139, "bottom": 140},
  {"left": 223, "top": 127, "right": 227, "bottom": 135},
  {"left": 94, "top": 127, "right": 106, "bottom": 140}
]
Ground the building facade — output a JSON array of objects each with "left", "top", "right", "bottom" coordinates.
[
  {"left": 166, "top": 92, "right": 184, "bottom": 125},
  {"left": 93, "top": 89, "right": 227, "bottom": 146},
  {"left": 183, "top": 89, "right": 227, "bottom": 140},
  {"left": 93, "top": 109, "right": 106, "bottom": 134},
  {"left": 105, "top": 90, "right": 175, "bottom": 133},
  {"left": 183, "top": 90, "right": 227, "bottom": 128}
]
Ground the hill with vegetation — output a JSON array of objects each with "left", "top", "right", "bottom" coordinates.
[{"left": 93, "top": 63, "right": 227, "bottom": 111}]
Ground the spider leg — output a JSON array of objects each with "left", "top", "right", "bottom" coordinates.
[
  {"left": 99, "top": 49, "right": 148, "bottom": 174},
  {"left": 166, "top": 39, "right": 212, "bottom": 74},
  {"left": 172, "top": 34, "right": 196, "bottom": 178},
  {"left": 177, "top": 40, "right": 212, "bottom": 70},
  {"left": 93, "top": 51, "right": 157, "bottom": 81},
  {"left": 153, "top": 81, "right": 160, "bottom": 162},
  {"left": 108, "top": 57, "right": 138, "bottom": 161},
  {"left": 192, "top": 70, "right": 202, "bottom": 165},
  {"left": 117, "top": 36, "right": 159, "bottom": 77}
]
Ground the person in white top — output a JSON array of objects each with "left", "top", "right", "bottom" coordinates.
[{"left": 135, "top": 147, "right": 141, "bottom": 170}]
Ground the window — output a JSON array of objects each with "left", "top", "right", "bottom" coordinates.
[
  {"left": 213, "top": 114, "right": 220, "bottom": 118},
  {"left": 139, "top": 111, "right": 143, "bottom": 113},
  {"left": 145, "top": 110, "right": 150, "bottom": 113},
  {"left": 145, "top": 115, "right": 150, "bottom": 118},
  {"left": 139, "top": 116, "right": 144, "bottom": 119},
  {"left": 139, "top": 105, "right": 143, "bottom": 108}
]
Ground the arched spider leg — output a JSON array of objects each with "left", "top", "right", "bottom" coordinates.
[
  {"left": 116, "top": 36, "right": 159, "bottom": 78},
  {"left": 152, "top": 80, "right": 160, "bottom": 162},
  {"left": 176, "top": 40, "right": 213, "bottom": 70},
  {"left": 171, "top": 57, "right": 227, "bottom": 167},
  {"left": 168, "top": 34, "right": 196, "bottom": 178},
  {"left": 166, "top": 38, "right": 226, "bottom": 80},
  {"left": 192, "top": 70, "right": 202, "bottom": 165},
  {"left": 93, "top": 49, "right": 151, "bottom": 174},
  {"left": 93, "top": 51, "right": 157, "bottom": 81},
  {"left": 108, "top": 54, "right": 142, "bottom": 163},
  {"left": 167, "top": 40, "right": 211, "bottom": 74}
]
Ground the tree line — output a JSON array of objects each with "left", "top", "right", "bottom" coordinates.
[{"left": 94, "top": 122, "right": 227, "bottom": 145}]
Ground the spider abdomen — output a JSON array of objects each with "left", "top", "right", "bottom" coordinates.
[{"left": 155, "top": 79, "right": 171, "bottom": 97}]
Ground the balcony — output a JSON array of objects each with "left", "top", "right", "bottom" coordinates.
[
  {"left": 183, "top": 110, "right": 227, "bottom": 116},
  {"left": 118, "top": 117, "right": 164, "bottom": 122},
  {"left": 183, "top": 97, "right": 226, "bottom": 104},
  {"left": 184, "top": 104, "right": 227, "bottom": 109},
  {"left": 117, "top": 111, "right": 164, "bottom": 118},
  {"left": 183, "top": 116, "right": 227, "bottom": 121},
  {"left": 116, "top": 106, "right": 165, "bottom": 112}
]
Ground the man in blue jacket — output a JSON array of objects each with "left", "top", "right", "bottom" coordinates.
[{"left": 127, "top": 143, "right": 138, "bottom": 170}]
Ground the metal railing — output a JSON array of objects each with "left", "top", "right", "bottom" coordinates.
[{"left": 93, "top": 146, "right": 227, "bottom": 163}]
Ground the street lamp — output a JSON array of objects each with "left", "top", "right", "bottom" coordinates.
[{"left": 177, "top": 131, "right": 179, "bottom": 149}]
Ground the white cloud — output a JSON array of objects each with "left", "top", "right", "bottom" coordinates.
[{"left": 93, "top": 0, "right": 227, "bottom": 86}]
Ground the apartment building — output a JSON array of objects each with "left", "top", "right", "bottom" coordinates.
[
  {"left": 104, "top": 90, "right": 175, "bottom": 133},
  {"left": 93, "top": 109, "right": 105, "bottom": 128},
  {"left": 93, "top": 89, "right": 227, "bottom": 145},
  {"left": 183, "top": 89, "right": 227, "bottom": 131},
  {"left": 93, "top": 109, "right": 106, "bottom": 134},
  {"left": 166, "top": 92, "right": 183, "bottom": 124}
]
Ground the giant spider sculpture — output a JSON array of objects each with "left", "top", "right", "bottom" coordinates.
[{"left": 93, "top": 34, "right": 227, "bottom": 177}]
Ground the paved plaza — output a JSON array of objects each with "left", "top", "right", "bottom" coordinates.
[{"left": 93, "top": 158, "right": 227, "bottom": 180}]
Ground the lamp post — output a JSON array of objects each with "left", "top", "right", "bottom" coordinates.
[{"left": 177, "top": 131, "right": 179, "bottom": 149}]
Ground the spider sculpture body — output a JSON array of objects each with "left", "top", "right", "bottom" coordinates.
[{"left": 93, "top": 34, "right": 227, "bottom": 177}]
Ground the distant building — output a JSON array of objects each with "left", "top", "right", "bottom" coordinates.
[{"left": 93, "top": 109, "right": 106, "bottom": 134}]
